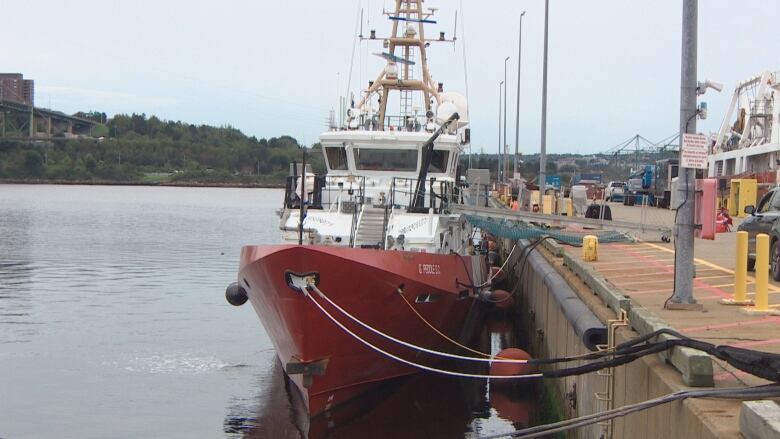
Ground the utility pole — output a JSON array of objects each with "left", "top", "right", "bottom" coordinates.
[
  {"left": 669, "top": 0, "right": 700, "bottom": 308},
  {"left": 514, "top": 11, "right": 526, "bottom": 180},
  {"left": 504, "top": 56, "right": 509, "bottom": 184},
  {"left": 538, "top": 0, "right": 549, "bottom": 196},
  {"left": 498, "top": 80, "right": 504, "bottom": 183}
]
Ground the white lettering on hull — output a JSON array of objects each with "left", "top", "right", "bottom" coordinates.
[{"left": 418, "top": 263, "right": 441, "bottom": 275}]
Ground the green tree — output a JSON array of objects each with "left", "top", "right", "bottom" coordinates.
[
  {"left": 24, "top": 150, "right": 44, "bottom": 176},
  {"left": 84, "top": 153, "right": 97, "bottom": 173}
]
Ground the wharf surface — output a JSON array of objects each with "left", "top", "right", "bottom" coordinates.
[{"left": 504, "top": 201, "right": 780, "bottom": 438}]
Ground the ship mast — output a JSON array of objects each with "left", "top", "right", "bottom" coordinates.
[{"left": 354, "top": 0, "right": 455, "bottom": 130}]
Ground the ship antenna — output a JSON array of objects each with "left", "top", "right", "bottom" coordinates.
[
  {"left": 345, "top": 0, "right": 362, "bottom": 110},
  {"left": 460, "top": 0, "right": 471, "bottom": 168},
  {"left": 453, "top": 10, "right": 458, "bottom": 53}
]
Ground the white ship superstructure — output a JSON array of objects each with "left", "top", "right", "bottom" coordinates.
[
  {"left": 279, "top": 0, "right": 474, "bottom": 254},
  {"left": 709, "top": 70, "right": 780, "bottom": 182}
]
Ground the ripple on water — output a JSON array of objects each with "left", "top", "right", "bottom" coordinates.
[{"left": 111, "top": 352, "right": 232, "bottom": 375}]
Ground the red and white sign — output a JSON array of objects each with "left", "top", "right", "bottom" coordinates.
[{"left": 681, "top": 133, "right": 709, "bottom": 169}]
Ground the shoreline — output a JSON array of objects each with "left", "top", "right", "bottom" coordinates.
[{"left": 0, "top": 179, "right": 285, "bottom": 189}]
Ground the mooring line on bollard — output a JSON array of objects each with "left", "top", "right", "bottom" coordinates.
[
  {"left": 303, "top": 285, "right": 544, "bottom": 379},
  {"left": 308, "top": 284, "right": 530, "bottom": 365},
  {"left": 396, "top": 289, "right": 495, "bottom": 358}
]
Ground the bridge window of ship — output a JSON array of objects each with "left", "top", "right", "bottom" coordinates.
[
  {"left": 324, "top": 146, "right": 348, "bottom": 170},
  {"left": 429, "top": 150, "right": 450, "bottom": 173},
  {"left": 354, "top": 148, "right": 418, "bottom": 172}
]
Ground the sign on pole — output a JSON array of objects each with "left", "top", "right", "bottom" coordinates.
[{"left": 681, "top": 133, "right": 708, "bottom": 169}]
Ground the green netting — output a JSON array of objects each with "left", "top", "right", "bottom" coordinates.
[{"left": 465, "top": 214, "right": 633, "bottom": 245}]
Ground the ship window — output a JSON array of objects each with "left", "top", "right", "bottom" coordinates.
[
  {"left": 325, "top": 147, "right": 349, "bottom": 170},
  {"left": 430, "top": 150, "right": 450, "bottom": 173},
  {"left": 355, "top": 148, "right": 417, "bottom": 172}
]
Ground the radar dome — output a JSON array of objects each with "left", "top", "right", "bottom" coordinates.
[
  {"left": 437, "top": 92, "right": 469, "bottom": 127},
  {"left": 435, "top": 101, "right": 458, "bottom": 125}
]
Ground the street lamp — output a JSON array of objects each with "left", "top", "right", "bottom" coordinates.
[
  {"left": 498, "top": 80, "right": 504, "bottom": 183},
  {"left": 504, "top": 56, "right": 510, "bottom": 184},
  {"left": 539, "top": 0, "right": 549, "bottom": 197},
  {"left": 298, "top": 144, "right": 307, "bottom": 245},
  {"left": 514, "top": 11, "right": 527, "bottom": 180}
]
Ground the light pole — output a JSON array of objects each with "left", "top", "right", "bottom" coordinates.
[
  {"left": 498, "top": 80, "right": 504, "bottom": 183},
  {"left": 669, "top": 0, "right": 700, "bottom": 308},
  {"left": 514, "top": 11, "right": 526, "bottom": 180},
  {"left": 504, "top": 56, "right": 510, "bottom": 184},
  {"left": 299, "top": 145, "right": 307, "bottom": 245},
  {"left": 539, "top": 0, "right": 549, "bottom": 197}
]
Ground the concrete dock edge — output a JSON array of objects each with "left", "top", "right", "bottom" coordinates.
[
  {"left": 561, "top": 247, "right": 714, "bottom": 387},
  {"left": 740, "top": 400, "right": 780, "bottom": 439}
]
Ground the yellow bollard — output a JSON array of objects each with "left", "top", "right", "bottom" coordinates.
[
  {"left": 582, "top": 235, "right": 599, "bottom": 262},
  {"left": 755, "top": 234, "right": 770, "bottom": 311},
  {"left": 542, "top": 195, "right": 553, "bottom": 214},
  {"left": 722, "top": 231, "right": 753, "bottom": 305}
]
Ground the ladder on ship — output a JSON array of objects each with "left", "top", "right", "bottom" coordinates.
[
  {"left": 355, "top": 207, "right": 386, "bottom": 247},
  {"left": 399, "top": 32, "right": 416, "bottom": 118}
]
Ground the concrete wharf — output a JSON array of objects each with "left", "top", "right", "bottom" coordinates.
[{"left": 488, "top": 202, "right": 780, "bottom": 438}]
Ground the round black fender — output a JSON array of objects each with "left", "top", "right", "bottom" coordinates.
[{"left": 225, "top": 282, "right": 248, "bottom": 306}]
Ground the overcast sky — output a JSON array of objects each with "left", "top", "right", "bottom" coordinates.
[{"left": 2, "top": 0, "right": 779, "bottom": 154}]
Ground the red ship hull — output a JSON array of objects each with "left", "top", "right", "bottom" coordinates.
[{"left": 238, "top": 244, "right": 483, "bottom": 416}]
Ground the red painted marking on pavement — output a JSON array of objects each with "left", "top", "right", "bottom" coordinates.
[
  {"left": 678, "top": 317, "right": 780, "bottom": 333},
  {"left": 714, "top": 370, "right": 749, "bottom": 382},
  {"left": 733, "top": 337, "right": 780, "bottom": 349},
  {"left": 623, "top": 287, "right": 720, "bottom": 296},
  {"left": 610, "top": 244, "right": 733, "bottom": 299}
]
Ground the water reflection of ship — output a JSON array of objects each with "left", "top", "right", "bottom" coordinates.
[
  {"left": 229, "top": 359, "right": 470, "bottom": 439},
  {"left": 226, "top": 317, "right": 538, "bottom": 438}
]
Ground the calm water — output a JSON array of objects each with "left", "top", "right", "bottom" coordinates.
[{"left": 0, "top": 184, "right": 537, "bottom": 438}]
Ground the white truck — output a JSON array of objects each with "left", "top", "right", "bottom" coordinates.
[{"left": 605, "top": 181, "right": 626, "bottom": 202}]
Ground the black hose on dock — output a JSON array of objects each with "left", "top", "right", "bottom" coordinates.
[
  {"left": 480, "top": 384, "right": 780, "bottom": 438},
  {"left": 516, "top": 238, "right": 608, "bottom": 351}
]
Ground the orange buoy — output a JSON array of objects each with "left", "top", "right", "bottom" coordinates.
[
  {"left": 490, "top": 348, "right": 535, "bottom": 378},
  {"left": 488, "top": 288, "right": 514, "bottom": 309},
  {"left": 489, "top": 389, "right": 533, "bottom": 424}
]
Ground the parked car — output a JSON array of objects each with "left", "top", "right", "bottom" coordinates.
[
  {"left": 605, "top": 181, "right": 626, "bottom": 202},
  {"left": 737, "top": 187, "right": 780, "bottom": 280}
]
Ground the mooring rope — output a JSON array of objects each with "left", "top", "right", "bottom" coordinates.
[
  {"left": 475, "top": 242, "right": 517, "bottom": 289},
  {"left": 304, "top": 287, "right": 542, "bottom": 379},
  {"left": 309, "top": 284, "right": 530, "bottom": 365},
  {"left": 395, "top": 288, "right": 495, "bottom": 358}
]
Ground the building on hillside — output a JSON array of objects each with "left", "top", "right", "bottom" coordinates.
[
  {"left": 555, "top": 157, "right": 578, "bottom": 168},
  {"left": 0, "top": 73, "right": 34, "bottom": 106}
]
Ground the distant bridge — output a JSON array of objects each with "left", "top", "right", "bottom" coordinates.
[{"left": 0, "top": 99, "right": 98, "bottom": 140}]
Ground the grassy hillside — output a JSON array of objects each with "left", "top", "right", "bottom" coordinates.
[{"left": 0, "top": 113, "right": 324, "bottom": 186}]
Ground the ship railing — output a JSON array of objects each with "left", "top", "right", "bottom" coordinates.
[
  {"left": 344, "top": 114, "right": 432, "bottom": 133},
  {"left": 389, "top": 177, "right": 456, "bottom": 214},
  {"left": 283, "top": 174, "right": 367, "bottom": 215}
]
